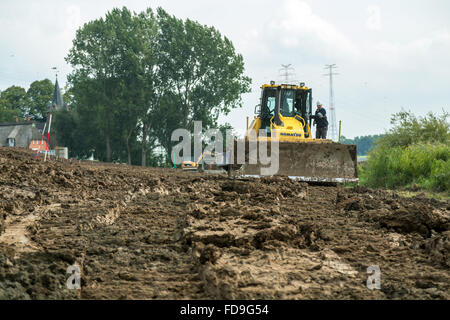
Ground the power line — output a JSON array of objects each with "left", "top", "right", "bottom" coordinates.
[
  {"left": 323, "top": 64, "right": 339, "bottom": 141},
  {"left": 279, "top": 64, "right": 296, "bottom": 84}
]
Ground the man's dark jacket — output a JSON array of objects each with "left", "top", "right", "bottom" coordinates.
[{"left": 312, "top": 108, "right": 329, "bottom": 128}]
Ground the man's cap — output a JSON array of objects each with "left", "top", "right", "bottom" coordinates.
[{"left": 316, "top": 101, "right": 322, "bottom": 106}]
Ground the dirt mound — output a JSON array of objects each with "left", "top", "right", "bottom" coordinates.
[{"left": 0, "top": 147, "right": 449, "bottom": 299}]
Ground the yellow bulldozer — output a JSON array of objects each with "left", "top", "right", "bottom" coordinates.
[
  {"left": 225, "top": 82, "right": 358, "bottom": 182},
  {"left": 181, "top": 151, "right": 218, "bottom": 172}
]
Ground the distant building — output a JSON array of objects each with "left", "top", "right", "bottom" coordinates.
[
  {"left": 29, "top": 138, "right": 48, "bottom": 153},
  {"left": 50, "top": 78, "right": 68, "bottom": 112},
  {"left": 0, "top": 77, "right": 68, "bottom": 153},
  {"left": 0, "top": 120, "right": 45, "bottom": 148},
  {"left": 44, "top": 77, "right": 68, "bottom": 150}
]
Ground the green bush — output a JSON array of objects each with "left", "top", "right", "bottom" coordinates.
[
  {"left": 360, "top": 111, "right": 449, "bottom": 192},
  {"left": 380, "top": 110, "right": 449, "bottom": 147},
  {"left": 362, "top": 143, "right": 449, "bottom": 192}
]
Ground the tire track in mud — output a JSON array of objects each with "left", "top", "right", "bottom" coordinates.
[
  {"left": 0, "top": 213, "right": 40, "bottom": 254},
  {"left": 180, "top": 180, "right": 450, "bottom": 299},
  {"left": 75, "top": 189, "right": 207, "bottom": 299},
  {"left": 0, "top": 148, "right": 207, "bottom": 299},
  {"left": 21, "top": 181, "right": 206, "bottom": 299},
  {"left": 0, "top": 203, "right": 66, "bottom": 255}
]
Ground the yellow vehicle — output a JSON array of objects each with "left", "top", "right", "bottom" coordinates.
[
  {"left": 181, "top": 159, "right": 198, "bottom": 171},
  {"left": 226, "top": 82, "right": 358, "bottom": 182},
  {"left": 181, "top": 151, "right": 217, "bottom": 171}
]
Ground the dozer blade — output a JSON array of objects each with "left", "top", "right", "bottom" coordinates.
[{"left": 226, "top": 140, "right": 358, "bottom": 183}]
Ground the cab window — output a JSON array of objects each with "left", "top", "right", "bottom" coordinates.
[
  {"left": 281, "top": 90, "right": 295, "bottom": 117},
  {"left": 295, "top": 90, "right": 311, "bottom": 117},
  {"left": 262, "top": 88, "right": 276, "bottom": 116}
]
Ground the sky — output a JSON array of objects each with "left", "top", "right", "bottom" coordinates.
[{"left": 0, "top": 0, "right": 449, "bottom": 138}]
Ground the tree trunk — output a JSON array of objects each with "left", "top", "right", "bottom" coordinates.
[
  {"left": 141, "top": 122, "right": 147, "bottom": 167},
  {"left": 167, "top": 145, "right": 172, "bottom": 167},
  {"left": 126, "top": 132, "right": 132, "bottom": 165},
  {"left": 126, "top": 141, "right": 131, "bottom": 165},
  {"left": 106, "top": 132, "right": 111, "bottom": 163}
]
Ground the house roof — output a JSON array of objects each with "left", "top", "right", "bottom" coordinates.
[
  {"left": 0, "top": 122, "right": 44, "bottom": 147},
  {"left": 0, "top": 120, "right": 45, "bottom": 130},
  {"left": 7, "top": 126, "right": 21, "bottom": 139}
]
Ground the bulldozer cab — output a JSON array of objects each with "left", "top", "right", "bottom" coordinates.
[{"left": 259, "top": 85, "right": 312, "bottom": 137}]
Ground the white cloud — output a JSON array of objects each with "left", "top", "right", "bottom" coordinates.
[
  {"left": 65, "top": 5, "right": 81, "bottom": 33},
  {"left": 266, "top": 0, "right": 360, "bottom": 58},
  {"left": 366, "top": 5, "right": 382, "bottom": 31},
  {"left": 370, "top": 29, "right": 450, "bottom": 69}
]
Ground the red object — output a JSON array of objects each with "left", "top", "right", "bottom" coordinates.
[
  {"left": 30, "top": 140, "right": 48, "bottom": 152},
  {"left": 35, "top": 121, "right": 47, "bottom": 159}
]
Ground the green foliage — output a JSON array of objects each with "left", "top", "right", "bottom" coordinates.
[
  {"left": 27, "top": 79, "right": 54, "bottom": 119},
  {"left": 361, "top": 111, "right": 450, "bottom": 192},
  {"left": 0, "top": 80, "right": 54, "bottom": 122},
  {"left": 0, "top": 86, "right": 27, "bottom": 122},
  {"left": 63, "top": 6, "right": 250, "bottom": 165},
  {"left": 340, "top": 134, "right": 383, "bottom": 155},
  {"left": 381, "top": 110, "right": 449, "bottom": 147},
  {"left": 156, "top": 8, "right": 251, "bottom": 130}
]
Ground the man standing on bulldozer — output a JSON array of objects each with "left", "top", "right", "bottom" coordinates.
[{"left": 312, "top": 101, "right": 329, "bottom": 139}]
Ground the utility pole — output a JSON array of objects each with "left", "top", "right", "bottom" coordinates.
[
  {"left": 323, "top": 64, "right": 339, "bottom": 141},
  {"left": 44, "top": 67, "right": 59, "bottom": 161},
  {"left": 279, "top": 64, "right": 295, "bottom": 84}
]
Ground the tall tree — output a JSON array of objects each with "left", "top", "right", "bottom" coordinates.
[
  {"left": 64, "top": 6, "right": 251, "bottom": 165},
  {"left": 151, "top": 92, "right": 186, "bottom": 162},
  {"left": 135, "top": 8, "right": 163, "bottom": 167},
  {"left": 105, "top": 7, "right": 152, "bottom": 165},
  {"left": 66, "top": 14, "right": 124, "bottom": 162},
  {"left": 26, "top": 79, "right": 54, "bottom": 119},
  {"left": 0, "top": 85, "right": 28, "bottom": 122},
  {"left": 155, "top": 8, "right": 251, "bottom": 155}
]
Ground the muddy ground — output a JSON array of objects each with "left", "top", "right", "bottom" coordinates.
[{"left": 0, "top": 147, "right": 449, "bottom": 300}]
